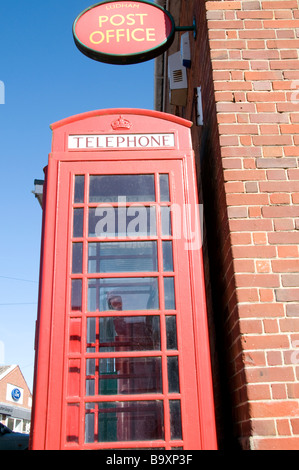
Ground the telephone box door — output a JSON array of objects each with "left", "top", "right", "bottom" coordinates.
[{"left": 30, "top": 110, "right": 217, "bottom": 450}]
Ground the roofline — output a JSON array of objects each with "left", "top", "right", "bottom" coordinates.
[
  {"left": 0, "top": 365, "right": 17, "bottom": 381},
  {"left": 50, "top": 108, "right": 193, "bottom": 131},
  {"left": 0, "top": 365, "right": 32, "bottom": 395}
]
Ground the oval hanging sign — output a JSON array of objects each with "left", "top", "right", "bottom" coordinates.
[{"left": 73, "top": 0, "right": 176, "bottom": 65}]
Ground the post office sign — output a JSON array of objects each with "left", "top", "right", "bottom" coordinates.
[{"left": 73, "top": 0, "right": 176, "bottom": 65}]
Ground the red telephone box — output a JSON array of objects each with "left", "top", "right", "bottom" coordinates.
[{"left": 30, "top": 109, "right": 217, "bottom": 450}]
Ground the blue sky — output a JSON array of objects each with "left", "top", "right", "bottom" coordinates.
[{"left": 0, "top": 0, "right": 156, "bottom": 390}]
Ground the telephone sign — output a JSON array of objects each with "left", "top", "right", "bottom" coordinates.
[{"left": 68, "top": 132, "right": 175, "bottom": 150}]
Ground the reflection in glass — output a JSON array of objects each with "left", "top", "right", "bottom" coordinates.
[
  {"left": 89, "top": 175, "right": 155, "bottom": 203},
  {"left": 161, "top": 206, "right": 172, "bottom": 236},
  {"left": 160, "top": 174, "right": 170, "bottom": 202},
  {"left": 88, "top": 206, "right": 156, "bottom": 238},
  {"left": 167, "top": 356, "right": 180, "bottom": 393},
  {"left": 97, "top": 357, "right": 162, "bottom": 395},
  {"left": 162, "top": 241, "right": 173, "bottom": 272},
  {"left": 88, "top": 278, "right": 159, "bottom": 312},
  {"left": 85, "top": 408, "right": 95, "bottom": 443},
  {"left": 166, "top": 316, "right": 178, "bottom": 350},
  {"left": 86, "top": 358, "right": 96, "bottom": 376},
  {"left": 74, "top": 175, "right": 85, "bottom": 203},
  {"left": 170, "top": 400, "right": 182, "bottom": 440},
  {"left": 164, "top": 277, "right": 175, "bottom": 310},
  {"left": 87, "top": 318, "right": 96, "bottom": 344},
  {"left": 72, "top": 243, "right": 83, "bottom": 274},
  {"left": 86, "top": 316, "right": 161, "bottom": 352},
  {"left": 88, "top": 242, "right": 158, "bottom": 273},
  {"left": 71, "top": 279, "right": 82, "bottom": 311},
  {"left": 86, "top": 379, "right": 95, "bottom": 397},
  {"left": 96, "top": 401, "right": 164, "bottom": 442},
  {"left": 98, "top": 358, "right": 117, "bottom": 395},
  {"left": 73, "top": 208, "right": 84, "bottom": 238}
]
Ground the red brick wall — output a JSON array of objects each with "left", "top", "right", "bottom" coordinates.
[
  {"left": 176, "top": 0, "right": 299, "bottom": 450},
  {"left": 178, "top": 0, "right": 245, "bottom": 450}
]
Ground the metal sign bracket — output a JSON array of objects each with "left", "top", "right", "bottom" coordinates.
[{"left": 175, "top": 17, "right": 197, "bottom": 40}]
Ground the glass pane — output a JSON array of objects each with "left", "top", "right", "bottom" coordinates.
[
  {"left": 86, "top": 316, "right": 161, "bottom": 352},
  {"left": 74, "top": 175, "right": 85, "bottom": 203},
  {"left": 88, "top": 241, "right": 158, "bottom": 273},
  {"left": 89, "top": 175, "right": 155, "bottom": 203},
  {"left": 167, "top": 356, "right": 180, "bottom": 393},
  {"left": 98, "top": 357, "right": 162, "bottom": 395},
  {"left": 160, "top": 174, "right": 170, "bottom": 202},
  {"left": 87, "top": 318, "right": 96, "bottom": 344},
  {"left": 66, "top": 404, "right": 80, "bottom": 444},
  {"left": 71, "top": 279, "right": 82, "bottom": 311},
  {"left": 14, "top": 420, "right": 22, "bottom": 433},
  {"left": 162, "top": 241, "right": 173, "bottom": 272},
  {"left": 164, "top": 277, "right": 175, "bottom": 310},
  {"left": 98, "top": 403, "right": 117, "bottom": 443},
  {"left": 88, "top": 206, "right": 156, "bottom": 238},
  {"left": 170, "top": 400, "right": 182, "bottom": 440},
  {"left": 86, "top": 358, "right": 96, "bottom": 376},
  {"left": 72, "top": 243, "right": 83, "bottom": 274},
  {"left": 7, "top": 418, "right": 14, "bottom": 431},
  {"left": 73, "top": 208, "right": 84, "bottom": 238},
  {"left": 98, "top": 358, "right": 117, "bottom": 395},
  {"left": 85, "top": 409, "right": 95, "bottom": 443},
  {"left": 88, "top": 278, "right": 159, "bottom": 312},
  {"left": 161, "top": 206, "right": 172, "bottom": 236},
  {"left": 86, "top": 379, "right": 95, "bottom": 397},
  {"left": 166, "top": 316, "right": 178, "bottom": 350},
  {"left": 97, "top": 401, "right": 164, "bottom": 442}
]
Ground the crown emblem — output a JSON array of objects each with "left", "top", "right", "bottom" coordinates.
[{"left": 111, "top": 116, "right": 132, "bottom": 131}]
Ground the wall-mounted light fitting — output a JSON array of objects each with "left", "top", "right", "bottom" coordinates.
[{"left": 196, "top": 87, "right": 203, "bottom": 126}]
